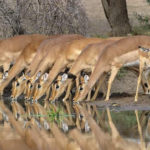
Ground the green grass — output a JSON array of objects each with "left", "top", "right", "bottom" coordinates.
[
  {"left": 46, "top": 106, "right": 67, "bottom": 125},
  {"left": 116, "top": 68, "right": 128, "bottom": 80},
  {"left": 132, "top": 25, "right": 150, "bottom": 36},
  {"left": 93, "top": 34, "right": 109, "bottom": 39}
]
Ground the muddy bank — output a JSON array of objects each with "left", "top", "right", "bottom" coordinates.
[{"left": 88, "top": 94, "right": 150, "bottom": 111}]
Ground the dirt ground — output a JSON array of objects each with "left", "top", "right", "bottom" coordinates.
[{"left": 89, "top": 69, "right": 150, "bottom": 111}]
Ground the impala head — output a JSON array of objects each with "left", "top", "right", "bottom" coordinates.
[
  {"left": 11, "top": 74, "right": 26, "bottom": 100},
  {"left": 32, "top": 73, "right": 49, "bottom": 101},
  {"left": 73, "top": 73, "right": 90, "bottom": 102},
  {"left": 139, "top": 46, "right": 150, "bottom": 52},
  {"left": 24, "top": 80, "right": 34, "bottom": 100},
  {"left": 139, "top": 46, "right": 150, "bottom": 58},
  {"left": 49, "top": 70, "right": 77, "bottom": 101},
  {"left": 49, "top": 72, "right": 69, "bottom": 101},
  {"left": 139, "top": 46, "right": 150, "bottom": 94},
  {"left": 142, "top": 69, "right": 150, "bottom": 94},
  {"left": 24, "top": 71, "right": 41, "bottom": 100}
]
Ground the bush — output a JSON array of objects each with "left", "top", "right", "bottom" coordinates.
[{"left": 0, "top": 0, "right": 88, "bottom": 38}]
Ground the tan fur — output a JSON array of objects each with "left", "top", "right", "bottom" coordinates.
[
  {"left": 73, "top": 73, "right": 92, "bottom": 102},
  {"left": 24, "top": 34, "right": 84, "bottom": 101},
  {"left": 10, "top": 75, "right": 28, "bottom": 121},
  {"left": 33, "top": 37, "right": 113, "bottom": 100},
  {"left": 77, "top": 35, "right": 150, "bottom": 101},
  {"left": 46, "top": 37, "right": 105, "bottom": 84},
  {"left": 135, "top": 110, "right": 146, "bottom": 150},
  {"left": 135, "top": 50, "right": 150, "bottom": 101},
  {"left": 0, "top": 35, "right": 49, "bottom": 94},
  {"left": 28, "top": 34, "right": 84, "bottom": 77},
  {"left": 50, "top": 38, "right": 122, "bottom": 101},
  {"left": 10, "top": 74, "right": 34, "bottom": 120},
  {"left": 141, "top": 69, "right": 150, "bottom": 94},
  {"left": 0, "top": 72, "right": 4, "bottom": 83},
  {"left": 0, "top": 34, "right": 45, "bottom": 72},
  {"left": 11, "top": 75, "right": 26, "bottom": 99}
]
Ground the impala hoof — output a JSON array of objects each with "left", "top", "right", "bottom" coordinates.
[
  {"left": 73, "top": 101, "right": 80, "bottom": 104},
  {"left": 134, "top": 98, "right": 138, "bottom": 102},
  {"left": 105, "top": 98, "right": 110, "bottom": 101},
  {"left": 50, "top": 100, "right": 56, "bottom": 104}
]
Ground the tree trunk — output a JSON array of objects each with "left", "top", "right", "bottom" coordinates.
[{"left": 101, "top": 0, "right": 132, "bottom": 36}]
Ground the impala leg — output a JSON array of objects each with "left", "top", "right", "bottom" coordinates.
[
  {"left": 73, "top": 105, "right": 81, "bottom": 130},
  {"left": 135, "top": 58, "right": 144, "bottom": 102},
  {"left": 75, "top": 74, "right": 80, "bottom": 89},
  {"left": 11, "top": 101, "right": 17, "bottom": 120},
  {"left": 44, "top": 88, "right": 50, "bottom": 109},
  {"left": 25, "top": 101, "right": 31, "bottom": 120},
  {"left": 73, "top": 75, "right": 81, "bottom": 102},
  {"left": 87, "top": 90, "right": 92, "bottom": 101},
  {"left": 105, "top": 66, "right": 120, "bottom": 101},
  {"left": 63, "top": 101, "right": 74, "bottom": 125},
  {"left": 33, "top": 103, "right": 39, "bottom": 118},
  {"left": 63, "top": 82, "right": 73, "bottom": 102},
  {"left": 106, "top": 108, "right": 120, "bottom": 139},
  {"left": 91, "top": 73, "right": 106, "bottom": 101},
  {"left": 49, "top": 84, "right": 56, "bottom": 101},
  {"left": 135, "top": 110, "right": 146, "bottom": 150}
]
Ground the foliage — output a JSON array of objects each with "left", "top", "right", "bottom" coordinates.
[
  {"left": 116, "top": 68, "right": 127, "bottom": 80},
  {"left": 133, "top": 3, "right": 150, "bottom": 35},
  {"left": 132, "top": 25, "right": 150, "bottom": 36},
  {"left": 0, "top": 0, "right": 88, "bottom": 38},
  {"left": 135, "top": 13, "right": 150, "bottom": 27},
  {"left": 147, "top": 0, "right": 150, "bottom": 4},
  {"left": 47, "top": 105, "right": 66, "bottom": 126}
]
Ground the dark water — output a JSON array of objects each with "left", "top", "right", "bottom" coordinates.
[{"left": 2, "top": 94, "right": 150, "bottom": 148}]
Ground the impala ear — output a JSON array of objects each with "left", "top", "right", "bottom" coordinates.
[
  {"left": 22, "top": 73, "right": 26, "bottom": 81},
  {"left": 36, "top": 71, "right": 41, "bottom": 80},
  {"left": 64, "top": 67, "right": 69, "bottom": 73},
  {"left": 3, "top": 71, "right": 8, "bottom": 79},
  {"left": 42, "top": 73, "right": 48, "bottom": 81},
  {"left": 139, "top": 46, "right": 150, "bottom": 52},
  {"left": 81, "top": 70, "right": 86, "bottom": 76},
  {"left": 84, "top": 75, "right": 89, "bottom": 83},
  {"left": 27, "top": 70, "right": 31, "bottom": 77},
  {"left": 68, "top": 73, "right": 76, "bottom": 80},
  {"left": 61, "top": 73, "right": 68, "bottom": 82}
]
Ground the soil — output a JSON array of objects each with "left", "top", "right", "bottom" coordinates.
[{"left": 88, "top": 69, "right": 150, "bottom": 111}]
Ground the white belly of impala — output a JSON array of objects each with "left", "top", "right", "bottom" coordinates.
[{"left": 123, "top": 59, "right": 139, "bottom": 67}]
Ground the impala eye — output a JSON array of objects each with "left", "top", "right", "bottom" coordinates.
[
  {"left": 16, "top": 82, "right": 20, "bottom": 86},
  {"left": 27, "top": 80, "right": 30, "bottom": 84},
  {"left": 80, "top": 87, "right": 83, "bottom": 91},
  {"left": 144, "top": 83, "right": 148, "bottom": 88},
  {"left": 38, "top": 84, "right": 41, "bottom": 89},
  {"left": 56, "top": 84, "right": 59, "bottom": 89}
]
